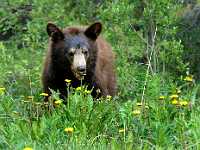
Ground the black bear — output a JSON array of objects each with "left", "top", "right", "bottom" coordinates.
[{"left": 42, "top": 22, "right": 116, "bottom": 101}]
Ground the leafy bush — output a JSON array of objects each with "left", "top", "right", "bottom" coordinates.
[{"left": 0, "top": 0, "right": 200, "bottom": 149}]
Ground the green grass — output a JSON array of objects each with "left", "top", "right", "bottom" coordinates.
[{"left": 0, "top": 0, "right": 200, "bottom": 149}]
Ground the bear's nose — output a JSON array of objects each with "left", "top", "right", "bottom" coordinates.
[{"left": 77, "top": 66, "right": 86, "bottom": 73}]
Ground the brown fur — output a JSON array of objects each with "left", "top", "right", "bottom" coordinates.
[{"left": 42, "top": 22, "right": 116, "bottom": 102}]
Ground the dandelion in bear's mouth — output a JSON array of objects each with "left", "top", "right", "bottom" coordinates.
[
  {"left": 40, "top": 93, "right": 48, "bottom": 96},
  {"left": 65, "top": 79, "right": 71, "bottom": 83},
  {"left": 23, "top": 147, "right": 33, "bottom": 150},
  {"left": 64, "top": 127, "right": 74, "bottom": 133}
]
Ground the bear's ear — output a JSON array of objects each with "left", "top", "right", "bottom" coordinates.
[
  {"left": 47, "top": 23, "right": 64, "bottom": 42},
  {"left": 84, "top": 22, "right": 102, "bottom": 40}
]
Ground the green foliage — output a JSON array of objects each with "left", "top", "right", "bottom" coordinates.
[
  {"left": 177, "top": 4, "right": 200, "bottom": 79},
  {"left": 0, "top": 0, "right": 200, "bottom": 149},
  {"left": 141, "top": 0, "right": 187, "bottom": 75}
]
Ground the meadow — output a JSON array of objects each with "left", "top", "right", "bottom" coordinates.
[{"left": 0, "top": 0, "right": 200, "bottom": 149}]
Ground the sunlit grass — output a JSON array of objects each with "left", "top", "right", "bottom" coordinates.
[{"left": 0, "top": 0, "right": 200, "bottom": 149}]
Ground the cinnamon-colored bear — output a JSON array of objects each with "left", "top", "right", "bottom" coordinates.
[{"left": 42, "top": 22, "right": 116, "bottom": 101}]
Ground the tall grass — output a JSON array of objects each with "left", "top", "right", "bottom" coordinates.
[{"left": 0, "top": 0, "right": 200, "bottom": 149}]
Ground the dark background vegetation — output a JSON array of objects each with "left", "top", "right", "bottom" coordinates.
[{"left": 0, "top": 0, "right": 200, "bottom": 149}]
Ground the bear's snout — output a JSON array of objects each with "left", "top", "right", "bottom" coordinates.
[{"left": 77, "top": 66, "right": 86, "bottom": 75}]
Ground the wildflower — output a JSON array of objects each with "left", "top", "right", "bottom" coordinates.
[
  {"left": 40, "top": 93, "right": 48, "bottom": 96},
  {"left": 27, "top": 96, "right": 34, "bottom": 99},
  {"left": 23, "top": 147, "right": 33, "bottom": 150},
  {"left": 84, "top": 90, "right": 91, "bottom": 94},
  {"left": 169, "top": 94, "right": 178, "bottom": 100},
  {"left": 0, "top": 87, "right": 5, "bottom": 95},
  {"left": 76, "top": 87, "right": 82, "bottom": 91},
  {"left": 118, "top": 128, "right": 125, "bottom": 133},
  {"left": 0, "top": 87, "right": 5, "bottom": 91},
  {"left": 159, "top": 96, "right": 165, "bottom": 100},
  {"left": 35, "top": 102, "right": 42, "bottom": 105},
  {"left": 136, "top": 102, "right": 149, "bottom": 109},
  {"left": 132, "top": 110, "right": 141, "bottom": 115},
  {"left": 136, "top": 102, "right": 142, "bottom": 106},
  {"left": 54, "top": 99, "right": 62, "bottom": 105},
  {"left": 184, "top": 75, "right": 193, "bottom": 82},
  {"left": 65, "top": 79, "right": 71, "bottom": 83},
  {"left": 179, "top": 101, "right": 188, "bottom": 106},
  {"left": 171, "top": 99, "right": 178, "bottom": 105},
  {"left": 21, "top": 100, "right": 30, "bottom": 103},
  {"left": 64, "top": 127, "right": 74, "bottom": 133},
  {"left": 176, "top": 89, "right": 181, "bottom": 94},
  {"left": 106, "top": 95, "right": 112, "bottom": 101}
]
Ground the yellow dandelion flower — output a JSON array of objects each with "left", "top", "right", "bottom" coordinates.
[
  {"left": 40, "top": 93, "right": 48, "bottom": 96},
  {"left": 159, "top": 96, "right": 165, "bottom": 100},
  {"left": 64, "top": 127, "right": 74, "bottom": 133},
  {"left": 21, "top": 100, "right": 30, "bottom": 103},
  {"left": 84, "top": 90, "right": 91, "bottom": 94},
  {"left": 106, "top": 95, "right": 112, "bottom": 101},
  {"left": 27, "top": 96, "right": 34, "bottom": 99},
  {"left": 136, "top": 102, "right": 142, "bottom": 106},
  {"left": 179, "top": 101, "right": 188, "bottom": 106},
  {"left": 35, "top": 102, "right": 42, "bottom": 105},
  {"left": 118, "top": 128, "right": 125, "bottom": 133},
  {"left": 184, "top": 75, "right": 193, "bottom": 82},
  {"left": 171, "top": 99, "right": 178, "bottom": 105},
  {"left": 65, "top": 79, "right": 71, "bottom": 83},
  {"left": 23, "top": 147, "right": 33, "bottom": 150},
  {"left": 132, "top": 110, "right": 141, "bottom": 115},
  {"left": 176, "top": 89, "right": 181, "bottom": 94},
  {"left": 0, "top": 87, "right": 5, "bottom": 91},
  {"left": 76, "top": 87, "right": 82, "bottom": 91},
  {"left": 170, "top": 94, "right": 179, "bottom": 100},
  {"left": 136, "top": 103, "right": 149, "bottom": 109},
  {"left": 54, "top": 99, "right": 62, "bottom": 105},
  {"left": 0, "top": 87, "right": 5, "bottom": 95}
]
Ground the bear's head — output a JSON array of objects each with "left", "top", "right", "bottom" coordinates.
[{"left": 46, "top": 22, "right": 102, "bottom": 80}]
